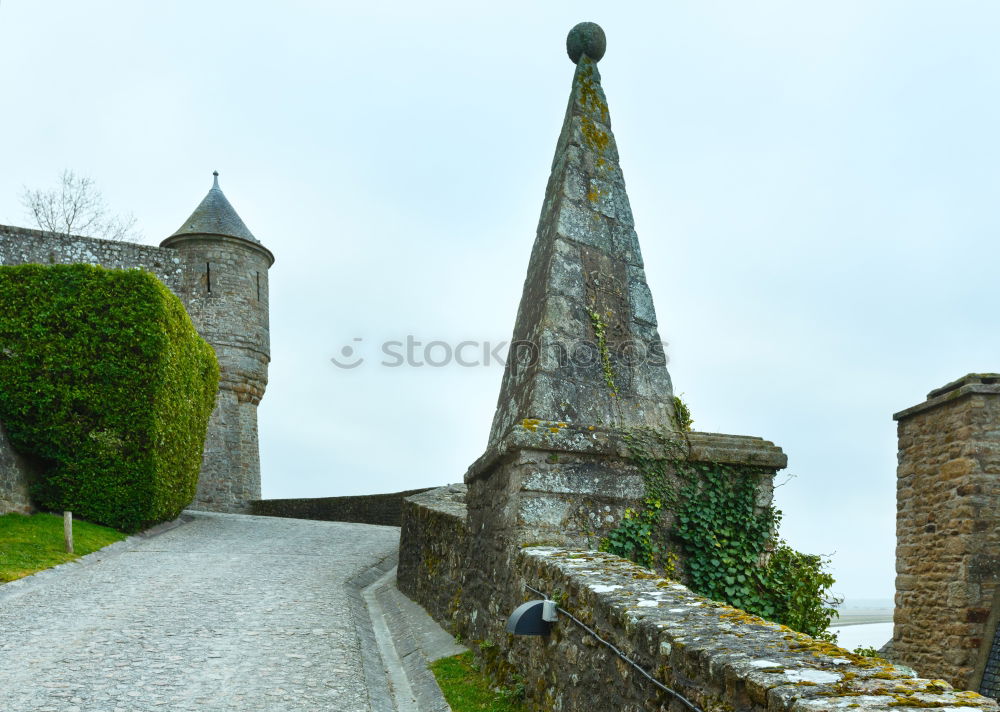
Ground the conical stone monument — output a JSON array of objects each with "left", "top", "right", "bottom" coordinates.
[
  {"left": 487, "top": 22, "right": 675, "bottom": 445},
  {"left": 465, "top": 23, "right": 786, "bottom": 583}
]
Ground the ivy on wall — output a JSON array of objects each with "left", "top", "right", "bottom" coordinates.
[
  {"left": 0, "top": 264, "right": 219, "bottom": 532},
  {"left": 601, "top": 425, "right": 839, "bottom": 640}
]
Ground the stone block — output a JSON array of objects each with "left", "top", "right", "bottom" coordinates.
[
  {"left": 555, "top": 199, "right": 613, "bottom": 252},
  {"left": 942, "top": 457, "right": 977, "bottom": 480}
]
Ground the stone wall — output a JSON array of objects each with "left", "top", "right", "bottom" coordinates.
[
  {"left": 397, "top": 486, "right": 470, "bottom": 631},
  {"left": 251, "top": 487, "right": 436, "bottom": 527},
  {"left": 0, "top": 419, "right": 34, "bottom": 515},
  {"left": 159, "top": 233, "right": 273, "bottom": 513},
  {"left": 458, "top": 425, "right": 785, "bottom": 667},
  {"left": 0, "top": 225, "right": 184, "bottom": 293},
  {"left": 892, "top": 374, "right": 1000, "bottom": 692},
  {"left": 400, "top": 487, "right": 998, "bottom": 712}
]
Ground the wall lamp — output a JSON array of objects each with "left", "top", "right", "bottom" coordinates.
[{"left": 506, "top": 599, "right": 558, "bottom": 636}]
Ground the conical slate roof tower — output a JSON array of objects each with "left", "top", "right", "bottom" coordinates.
[
  {"left": 169, "top": 171, "right": 259, "bottom": 243},
  {"left": 160, "top": 172, "right": 274, "bottom": 513},
  {"left": 488, "top": 22, "right": 675, "bottom": 446}
]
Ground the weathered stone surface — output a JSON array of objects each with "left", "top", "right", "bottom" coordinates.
[
  {"left": 0, "top": 418, "right": 34, "bottom": 515},
  {"left": 891, "top": 374, "right": 1000, "bottom": 693},
  {"left": 397, "top": 486, "right": 472, "bottom": 636},
  {"left": 464, "top": 426, "right": 783, "bottom": 567},
  {"left": 566, "top": 21, "right": 606, "bottom": 64},
  {"left": 487, "top": 55, "right": 675, "bottom": 447},
  {"left": 0, "top": 175, "right": 273, "bottom": 514},
  {"left": 399, "top": 488, "right": 997, "bottom": 711}
]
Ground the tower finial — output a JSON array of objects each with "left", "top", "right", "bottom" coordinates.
[
  {"left": 212, "top": 170, "right": 220, "bottom": 189},
  {"left": 567, "top": 22, "right": 606, "bottom": 63}
]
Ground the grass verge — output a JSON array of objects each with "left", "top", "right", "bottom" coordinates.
[
  {"left": 431, "top": 651, "right": 527, "bottom": 712},
  {"left": 0, "top": 512, "right": 126, "bottom": 583}
]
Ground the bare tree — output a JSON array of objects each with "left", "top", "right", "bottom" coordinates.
[{"left": 21, "top": 170, "right": 141, "bottom": 242}]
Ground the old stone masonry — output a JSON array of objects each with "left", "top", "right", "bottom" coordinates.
[{"left": 0, "top": 513, "right": 462, "bottom": 712}]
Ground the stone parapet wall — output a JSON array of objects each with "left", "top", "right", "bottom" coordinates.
[
  {"left": 399, "top": 488, "right": 997, "bottom": 711},
  {"left": 517, "top": 548, "right": 996, "bottom": 712},
  {"left": 892, "top": 374, "right": 1000, "bottom": 690},
  {"left": 0, "top": 225, "right": 184, "bottom": 294},
  {"left": 253, "top": 487, "right": 437, "bottom": 527},
  {"left": 0, "top": 419, "right": 34, "bottom": 515},
  {"left": 397, "top": 486, "right": 470, "bottom": 629}
]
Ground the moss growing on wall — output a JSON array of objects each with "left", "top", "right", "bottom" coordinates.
[{"left": 0, "top": 264, "right": 219, "bottom": 532}]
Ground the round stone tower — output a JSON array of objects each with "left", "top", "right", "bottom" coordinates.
[{"left": 160, "top": 172, "right": 274, "bottom": 512}]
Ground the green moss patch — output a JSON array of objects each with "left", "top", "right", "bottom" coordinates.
[
  {"left": 0, "top": 264, "right": 219, "bottom": 531},
  {"left": 0, "top": 512, "right": 126, "bottom": 582}
]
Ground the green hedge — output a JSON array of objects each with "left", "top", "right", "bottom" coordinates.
[{"left": 0, "top": 264, "right": 219, "bottom": 532}]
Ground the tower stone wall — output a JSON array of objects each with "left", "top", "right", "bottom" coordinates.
[
  {"left": 0, "top": 174, "right": 273, "bottom": 515},
  {"left": 159, "top": 232, "right": 273, "bottom": 511},
  {"left": 892, "top": 374, "right": 1000, "bottom": 691}
]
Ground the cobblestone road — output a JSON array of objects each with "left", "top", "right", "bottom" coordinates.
[{"left": 0, "top": 512, "right": 400, "bottom": 711}]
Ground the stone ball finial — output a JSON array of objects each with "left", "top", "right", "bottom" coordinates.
[{"left": 567, "top": 22, "right": 606, "bottom": 63}]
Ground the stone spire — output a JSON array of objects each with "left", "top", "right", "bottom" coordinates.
[
  {"left": 488, "top": 23, "right": 675, "bottom": 445},
  {"left": 169, "top": 171, "right": 259, "bottom": 243}
]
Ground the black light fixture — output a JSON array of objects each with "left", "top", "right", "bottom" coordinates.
[{"left": 506, "top": 599, "right": 558, "bottom": 636}]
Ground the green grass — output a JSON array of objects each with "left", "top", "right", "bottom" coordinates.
[
  {"left": 430, "top": 651, "right": 527, "bottom": 712},
  {"left": 0, "top": 512, "right": 126, "bottom": 583}
]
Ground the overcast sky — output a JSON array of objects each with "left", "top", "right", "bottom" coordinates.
[{"left": 2, "top": 1, "right": 998, "bottom": 601}]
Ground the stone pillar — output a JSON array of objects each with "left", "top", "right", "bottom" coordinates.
[{"left": 892, "top": 374, "right": 1000, "bottom": 691}]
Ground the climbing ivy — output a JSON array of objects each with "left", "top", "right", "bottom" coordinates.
[
  {"left": 587, "top": 308, "right": 618, "bottom": 398},
  {"left": 601, "top": 425, "right": 840, "bottom": 640},
  {"left": 671, "top": 395, "right": 693, "bottom": 432},
  {"left": 601, "top": 504, "right": 660, "bottom": 569},
  {"left": 672, "top": 460, "right": 776, "bottom": 614}
]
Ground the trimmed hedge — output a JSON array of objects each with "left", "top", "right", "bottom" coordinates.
[{"left": 0, "top": 264, "right": 219, "bottom": 532}]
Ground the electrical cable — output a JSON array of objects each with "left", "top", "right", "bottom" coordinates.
[{"left": 525, "top": 583, "right": 703, "bottom": 712}]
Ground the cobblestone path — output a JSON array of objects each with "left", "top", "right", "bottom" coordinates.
[{"left": 0, "top": 512, "right": 400, "bottom": 711}]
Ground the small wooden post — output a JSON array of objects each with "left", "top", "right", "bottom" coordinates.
[{"left": 64, "top": 511, "right": 73, "bottom": 554}]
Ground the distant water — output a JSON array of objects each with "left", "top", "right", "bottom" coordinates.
[
  {"left": 838, "top": 598, "right": 894, "bottom": 611},
  {"left": 831, "top": 622, "right": 894, "bottom": 651}
]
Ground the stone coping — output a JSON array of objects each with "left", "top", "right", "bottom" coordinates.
[
  {"left": 465, "top": 424, "right": 787, "bottom": 483},
  {"left": 520, "top": 547, "right": 999, "bottom": 712},
  {"left": 894, "top": 374, "right": 1000, "bottom": 421},
  {"left": 403, "top": 484, "right": 467, "bottom": 519},
  {"left": 0, "top": 223, "right": 141, "bottom": 245}
]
